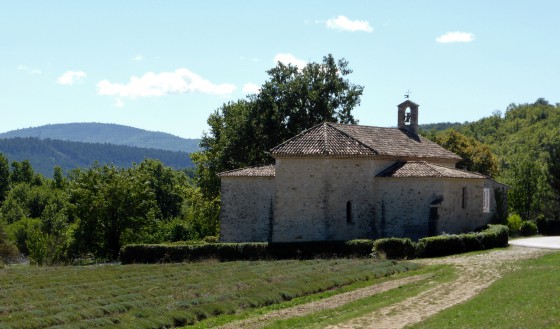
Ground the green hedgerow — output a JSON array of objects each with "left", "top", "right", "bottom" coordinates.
[{"left": 373, "top": 238, "right": 416, "bottom": 259}]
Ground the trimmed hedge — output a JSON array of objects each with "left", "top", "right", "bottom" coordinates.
[
  {"left": 120, "top": 239, "right": 375, "bottom": 264},
  {"left": 416, "top": 224, "right": 509, "bottom": 258},
  {"left": 373, "top": 238, "right": 416, "bottom": 259},
  {"left": 121, "top": 225, "right": 509, "bottom": 263},
  {"left": 372, "top": 225, "right": 509, "bottom": 259}
]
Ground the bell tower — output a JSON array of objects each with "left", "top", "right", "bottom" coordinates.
[{"left": 397, "top": 99, "right": 419, "bottom": 134}]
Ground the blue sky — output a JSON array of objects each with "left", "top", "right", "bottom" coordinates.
[{"left": 1, "top": 1, "right": 559, "bottom": 139}]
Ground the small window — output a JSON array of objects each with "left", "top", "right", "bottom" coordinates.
[
  {"left": 483, "top": 188, "right": 491, "bottom": 213},
  {"left": 462, "top": 187, "right": 467, "bottom": 209},
  {"left": 346, "top": 201, "right": 353, "bottom": 224}
]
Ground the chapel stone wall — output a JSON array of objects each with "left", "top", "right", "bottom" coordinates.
[
  {"left": 272, "top": 158, "right": 395, "bottom": 242},
  {"left": 220, "top": 176, "right": 275, "bottom": 242},
  {"left": 374, "top": 177, "right": 499, "bottom": 240}
]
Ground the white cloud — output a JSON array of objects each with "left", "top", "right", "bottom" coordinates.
[
  {"left": 326, "top": 15, "right": 373, "bottom": 32},
  {"left": 17, "top": 64, "right": 42, "bottom": 75},
  {"left": 97, "top": 68, "right": 236, "bottom": 98},
  {"left": 131, "top": 54, "right": 143, "bottom": 61},
  {"left": 436, "top": 32, "right": 475, "bottom": 43},
  {"left": 242, "top": 83, "right": 260, "bottom": 94},
  {"left": 273, "top": 53, "right": 307, "bottom": 69},
  {"left": 57, "top": 71, "right": 86, "bottom": 85}
]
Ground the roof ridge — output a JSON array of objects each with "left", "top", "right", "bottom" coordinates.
[{"left": 326, "top": 122, "right": 379, "bottom": 155}]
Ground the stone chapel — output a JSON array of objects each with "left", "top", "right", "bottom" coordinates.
[{"left": 218, "top": 100, "right": 508, "bottom": 242}]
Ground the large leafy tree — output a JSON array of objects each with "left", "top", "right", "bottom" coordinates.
[
  {"left": 193, "top": 54, "right": 364, "bottom": 199},
  {"left": 68, "top": 164, "right": 158, "bottom": 260},
  {"left": 422, "top": 129, "right": 499, "bottom": 177},
  {"left": 543, "top": 144, "right": 560, "bottom": 220},
  {"left": 0, "top": 154, "right": 9, "bottom": 205},
  {"left": 504, "top": 157, "right": 550, "bottom": 221}
]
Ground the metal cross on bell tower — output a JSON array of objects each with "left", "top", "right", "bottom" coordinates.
[{"left": 404, "top": 90, "right": 411, "bottom": 99}]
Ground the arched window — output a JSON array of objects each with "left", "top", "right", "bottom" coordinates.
[{"left": 346, "top": 201, "right": 353, "bottom": 224}]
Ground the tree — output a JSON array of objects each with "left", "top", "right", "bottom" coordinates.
[
  {"left": 193, "top": 54, "right": 364, "bottom": 199},
  {"left": 0, "top": 154, "right": 9, "bottom": 205},
  {"left": 52, "top": 166, "right": 66, "bottom": 189},
  {"left": 68, "top": 165, "right": 158, "bottom": 260},
  {"left": 423, "top": 129, "right": 499, "bottom": 177},
  {"left": 504, "top": 157, "right": 549, "bottom": 221},
  {"left": 543, "top": 144, "right": 560, "bottom": 220},
  {"left": 136, "top": 159, "right": 187, "bottom": 220}
]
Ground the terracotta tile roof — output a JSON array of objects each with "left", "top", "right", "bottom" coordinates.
[
  {"left": 218, "top": 165, "right": 275, "bottom": 177},
  {"left": 270, "top": 122, "right": 377, "bottom": 157},
  {"left": 376, "top": 161, "right": 487, "bottom": 179},
  {"left": 271, "top": 122, "right": 462, "bottom": 161}
]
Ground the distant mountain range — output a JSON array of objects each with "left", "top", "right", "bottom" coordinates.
[
  {"left": 0, "top": 123, "right": 199, "bottom": 177},
  {"left": 0, "top": 123, "right": 200, "bottom": 153}
]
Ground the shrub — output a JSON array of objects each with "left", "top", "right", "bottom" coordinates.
[
  {"left": 536, "top": 216, "right": 560, "bottom": 235},
  {"left": 519, "top": 221, "right": 538, "bottom": 236},
  {"left": 203, "top": 236, "right": 219, "bottom": 243},
  {"left": 417, "top": 234, "right": 464, "bottom": 258},
  {"left": 507, "top": 213, "right": 523, "bottom": 235},
  {"left": 479, "top": 224, "right": 509, "bottom": 249},
  {"left": 0, "top": 240, "right": 20, "bottom": 264},
  {"left": 344, "top": 239, "right": 375, "bottom": 257},
  {"left": 373, "top": 238, "right": 416, "bottom": 259}
]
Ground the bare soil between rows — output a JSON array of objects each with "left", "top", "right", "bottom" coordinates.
[{"left": 219, "top": 246, "right": 553, "bottom": 329}]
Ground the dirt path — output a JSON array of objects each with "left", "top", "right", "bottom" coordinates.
[
  {"left": 328, "top": 246, "right": 552, "bottom": 329},
  {"left": 218, "top": 274, "right": 430, "bottom": 329},
  {"left": 219, "top": 246, "right": 553, "bottom": 329}
]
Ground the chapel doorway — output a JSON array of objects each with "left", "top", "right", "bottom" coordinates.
[
  {"left": 428, "top": 199, "right": 442, "bottom": 236},
  {"left": 428, "top": 206, "right": 439, "bottom": 236}
]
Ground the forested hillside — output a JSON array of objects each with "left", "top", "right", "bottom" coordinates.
[
  {"left": 0, "top": 137, "right": 193, "bottom": 177},
  {"left": 0, "top": 123, "right": 200, "bottom": 153},
  {"left": 457, "top": 99, "right": 559, "bottom": 164}
]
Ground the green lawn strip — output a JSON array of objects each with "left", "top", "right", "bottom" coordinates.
[
  {"left": 260, "top": 265, "right": 455, "bottom": 329},
  {"left": 190, "top": 262, "right": 440, "bottom": 328},
  {"left": 410, "top": 251, "right": 560, "bottom": 329},
  {"left": 1, "top": 258, "right": 415, "bottom": 328}
]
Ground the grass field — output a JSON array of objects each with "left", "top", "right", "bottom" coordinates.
[
  {"left": 0, "top": 258, "right": 417, "bottom": 328},
  {"left": 410, "top": 251, "right": 560, "bottom": 329}
]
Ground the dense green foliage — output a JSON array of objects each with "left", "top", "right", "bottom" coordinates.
[
  {"left": 421, "top": 129, "right": 499, "bottom": 177},
  {"left": 120, "top": 240, "right": 375, "bottom": 264},
  {"left": 0, "top": 137, "right": 193, "bottom": 178},
  {"left": 372, "top": 225, "right": 509, "bottom": 259},
  {"left": 0, "top": 258, "right": 416, "bottom": 328},
  {"left": 193, "top": 54, "right": 364, "bottom": 199},
  {"left": 519, "top": 220, "right": 538, "bottom": 236},
  {"left": 422, "top": 99, "right": 560, "bottom": 228},
  {"left": 459, "top": 100, "right": 560, "bottom": 220},
  {"left": 0, "top": 156, "right": 218, "bottom": 264},
  {"left": 0, "top": 122, "right": 200, "bottom": 153}
]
